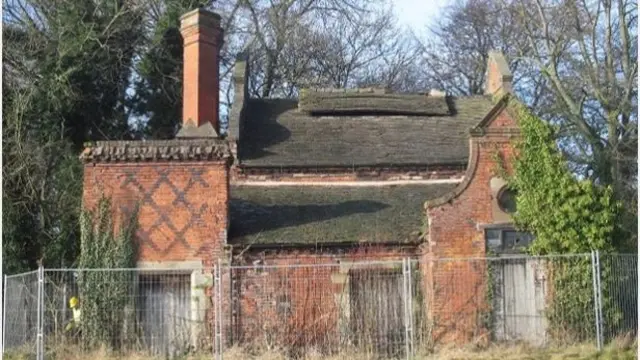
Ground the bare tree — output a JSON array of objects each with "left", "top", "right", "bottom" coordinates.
[
  {"left": 510, "top": 0, "right": 636, "bottom": 180},
  {"left": 215, "top": 0, "right": 416, "bottom": 101},
  {"left": 309, "top": 8, "right": 424, "bottom": 92},
  {"left": 415, "top": 0, "right": 531, "bottom": 96},
  {"left": 418, "top": 0, "right": 636, "bottom": 244}
]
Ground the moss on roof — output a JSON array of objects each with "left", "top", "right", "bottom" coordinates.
[
  {"left": 238, "top": 96, "right": 495, "bottom": 167},
  {"left": 229, "top": 183, "right": 457, "bottom": 246},
  {"left": 298, "top": 90, "right": 451, "bottom": 116}
]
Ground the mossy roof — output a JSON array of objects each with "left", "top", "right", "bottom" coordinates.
[
  {"left": 298, "top": 90, "right": 451, "bottom": 116},
  {"left": 237, "top": 95, "right": 495, "bottom": 168},
  {"left": 229, "top": 183, "right": 457, "bottom": 246}
]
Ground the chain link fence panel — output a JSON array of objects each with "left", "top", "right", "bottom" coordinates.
[
  {"left": 4, "top": 270, "right": 39, "bottom": 356},
  {"left": 2, "top": 253, "right": 637, "bottom": 359}
]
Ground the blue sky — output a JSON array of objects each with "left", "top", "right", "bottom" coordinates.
[{"left": 393, "top": 0, "right": 450, "bottom": 32}]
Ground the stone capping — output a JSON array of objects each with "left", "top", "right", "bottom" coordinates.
[
  {"left": 180, "top": 8, "right": 222, "bottom": 31},
  {"left": 471, "top": 93, "right": 510, "bottom": 131},
  {"left": 80, "top": 139, "right": 232, "bottom": 163},
  {"left": 176, "top": 121, "right": 219, "bottom": 138}
]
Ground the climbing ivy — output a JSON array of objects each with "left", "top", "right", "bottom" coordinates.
[
  {"left": 77, "top": 195, "right": 139, "bottom": 351},
  {"left": 498, "top": 98, "right": 620, "bottom": 254},
  {"left": 497, "top": 98, "right": 623, "bottom": 344}
]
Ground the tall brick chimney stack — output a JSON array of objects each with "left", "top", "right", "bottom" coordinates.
[
  {"left": 485, "top": 51, "right": 513, "bottom": 95},
  {"left": 177, "top": 8, "right": 223, "bottom": 138}
]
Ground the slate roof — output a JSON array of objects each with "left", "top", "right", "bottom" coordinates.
[
  {"left": 236, "top": 95, "right": 495, "bottom": 167},
  {"left": 229, "top": 183, "right": 457, "bottom": 246}
]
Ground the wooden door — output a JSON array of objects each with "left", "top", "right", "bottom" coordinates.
[
  {"left": 138, "top": 274, "right": 191, "bottom": 357},
  {"left": 349, "top": 269, "right": 404, "bottom": 357}
]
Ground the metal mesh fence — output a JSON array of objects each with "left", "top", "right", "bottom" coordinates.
[
  {"left": 4, "top": 270, "right": 39, "bottom": 354},
  {"left": 41, "top": 268, "right": 215, "bottom": 359},
  {"left": 223, "top": 260, "right": 411, "bottom": 359},
  {"left": 2, "top": 253, "right": 637, "bottom": 359},
  {"left": 599, "top": 254, "right": 638, "bottom": 343}
]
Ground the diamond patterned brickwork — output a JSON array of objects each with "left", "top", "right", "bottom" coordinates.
[{"left": 83, "top": 161, "right": 229, "bottom": 265}]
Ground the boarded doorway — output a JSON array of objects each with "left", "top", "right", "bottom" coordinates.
[
  {"left": 491, "top": 258, "right": 548, "bottom": 345},
  {"left": 349, "top": 269, "right": 404, "bottom": 357},
  {"left": 486, "top": 227, "right": 547, "bottom": 344},
  {"left": 138, "top": 274, "right": 192, "bottom": 357}
]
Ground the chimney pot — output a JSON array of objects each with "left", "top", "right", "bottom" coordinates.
[{"left": 177, "top": 8, "right": 223, "bottom": 138}]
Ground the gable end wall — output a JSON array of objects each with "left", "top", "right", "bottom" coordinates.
[{"left": 423, "top": 107, "right": 519, "bottom": 344}]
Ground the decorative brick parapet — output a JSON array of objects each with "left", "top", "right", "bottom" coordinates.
[
  {"left": 81, "top": 140, "right": 231, "bottom": 163},
  {"left": 82, "top": 139, "right": 232, "bottom": 265}
]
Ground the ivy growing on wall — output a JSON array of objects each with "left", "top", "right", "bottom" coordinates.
[
  {"left": 495, "top": 97, "right": 623, "bottom": 343},
  {"left": 78, "top": 195, "right": 139, "bottom": 350},
  {"left": 506, "top": 100, "right": 619, "bottom": 254}
]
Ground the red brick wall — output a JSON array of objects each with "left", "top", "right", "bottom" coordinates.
[
  {"left": 425, "top": 107, "right": 518, "bottom": 344},
  {"left": 227, "top": 246, "right": 415, "bottom": 350},
  {"left": 83, "top": 161, "right": 229, "bottom": 265}
]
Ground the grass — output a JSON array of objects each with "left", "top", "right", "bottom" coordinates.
[
  {"left": 3, "top": 341, "right": 637, "bottom": 360},
  {"left": 417, "top": 343, "right": 637, "bottom": 360}
]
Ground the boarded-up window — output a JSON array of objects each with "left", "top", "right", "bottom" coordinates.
[
  {"left": 138, "top": 274, "right": 191, "bottom": 357},
  {"left": 486, "top": 228, "right": 534, "bottom": 254},
  {"left": 349, "top": 269, "right": 404, "bottom": 356}
]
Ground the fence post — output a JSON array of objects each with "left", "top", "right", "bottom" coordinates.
[
  {"left": 595, "top": 250, "right": 604, "bottom": 347},
  {"left": 591, "top": 251, "right": 602, "bottom": 350},
  {"left": 213, "top": 259, "right": 223, "bottom": 360},
  {"left": 213, "top": 263, "right": 219, "bottom": 360},
  {"left": 3, "top": 274, "right": 7, "bottom": 352},
  {"left": 402, "top": 258, "right": 414, "bottom": 360},
  {"left": 36, "top": 266, "right": 44, "bottom": 360},
  {"left": 407, "top": 258, "right": 414, "bottom": 358}
]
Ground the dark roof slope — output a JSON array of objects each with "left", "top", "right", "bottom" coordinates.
[
  {"left": 237, "top": 95, "right": 495, "bottom": 167},
  {"left": 229, "top": 183, "right": 457, "bottom": 246}
]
